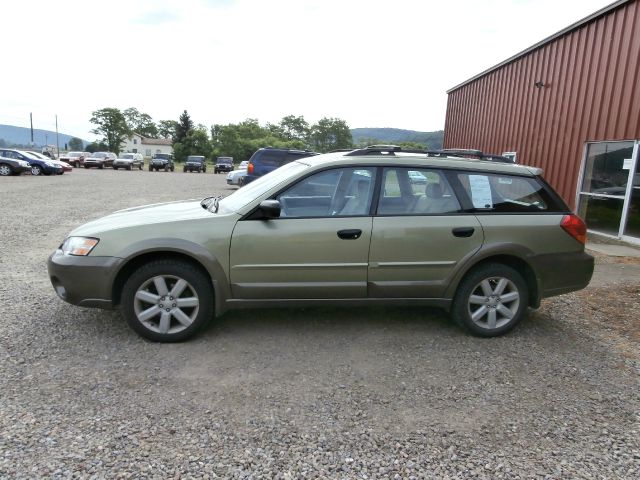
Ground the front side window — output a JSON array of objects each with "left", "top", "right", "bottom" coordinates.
[
  {"left": 456, "top": 172, "right": 557, "bottom": 212},
  {"left": 377, "top": 167, "right": 460, "bottom": 215},
  {"left": 277, "top": 167, "right": 376, "bottom": 218}
]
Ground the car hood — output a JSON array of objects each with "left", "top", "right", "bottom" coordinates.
[{"left": 70, "top": 200, "right": 215, "bottom": 236}]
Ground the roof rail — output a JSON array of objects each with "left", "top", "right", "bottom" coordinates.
[{"left": 344, "top": 145, "right": 515, "bottom": 163}]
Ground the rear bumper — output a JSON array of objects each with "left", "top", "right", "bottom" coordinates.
[
  {"left": 533, "top": 251, "right": 594, "bottom": 299},
  {"left": 48, "top": 250, "right": 123, "bottom": 309}
]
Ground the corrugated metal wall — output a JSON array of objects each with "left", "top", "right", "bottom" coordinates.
[{"left": 443, "top": 0, "right": 640, "bottom": 207}]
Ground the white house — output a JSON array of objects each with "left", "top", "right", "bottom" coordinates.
[{"left": 121, "top": 134, "right": 173, "bottom": 158}]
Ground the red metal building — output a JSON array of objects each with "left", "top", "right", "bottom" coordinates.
[{"left": 444, "top": 0, "right": 640, "bottom": 244}]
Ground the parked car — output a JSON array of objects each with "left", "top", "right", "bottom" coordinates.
[
  {"left": 226, "top": 168, "right": 248, "bottom": 186},
  {"left": 48, "top": 146, "right": 594, "bottom": 342},
  {"left": 0, "top": 148, "right": 62, "bottom": 176},
  {"left": 184, "top": 155, "right": 207, "bottom": 173},
  {"left": 244, "top": 148, "right": 319, "bottom": 185},
  {"left": 25, "top": 151, "right": 72, "bottom": 173},
  {"left": 238, "top": 160, "right": 249, "bottom": 169},
  {"left": 214, "top": 156, "right": 234, "bottom": 174},
  {"left": 84, "top": 152, "right": 117, "bottom": 169},
  {"left": 0, "top": 155, "right": 32, "bottom": 176},
  {"left": 149, "top": 153, "right": 174, "bottom": 172},
  {"left": 114, "top": 153, "right": 144, "bottom": 170},
  {"left": 60, "top": 151, "right": 91, "bottom": 167}
]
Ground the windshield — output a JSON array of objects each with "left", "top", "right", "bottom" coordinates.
[
  {"left": 93, "top": 152, "right": 108, "bottom": 158},
  {"left": 69, "top": 152, "right": 83, "bottom": 156},
  {"left": 217, "top": 158, "right": 232, "bottom": 164},
  {"left": 153, "top": 154, "right": 170, "bottom": 160},
  {"left": 187, "top": 156, "right": 204, "bottom": 162},
  {"left": 22, "top": 151, "right": 40, "bottom": 159},
  {"left": 218, "top": 161, "right": 310, "bottom": 213},
  {"left": 119, "top": 154, "right": 134, "bottom": 159}
]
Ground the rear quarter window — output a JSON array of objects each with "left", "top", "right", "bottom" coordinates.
[{"left": 456, "top": 172, "right": 563, "bottom": 213}]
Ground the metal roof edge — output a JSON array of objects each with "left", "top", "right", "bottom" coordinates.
[{"left": 446, "top": 0, "right": 633, "bottom": 94}]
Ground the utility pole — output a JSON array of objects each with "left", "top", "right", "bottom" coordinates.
[
  {"left": 55, "top": 114, "right": 60, "bottom": 159},
  {"left": 30, "top": 113, "right": 34, "bottom": 146}
]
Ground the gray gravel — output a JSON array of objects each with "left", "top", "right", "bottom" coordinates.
[{"left": 1, "top": 169, "right": 639, "bottom": 479}]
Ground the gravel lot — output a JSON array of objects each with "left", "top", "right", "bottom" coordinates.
[{"left": 1, "top": 169, "right": 639, "bottom": 479}]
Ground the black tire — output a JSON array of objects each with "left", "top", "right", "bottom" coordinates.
[
  {"left": 31, "top": 165, "right": 42, "bottom": 176},
  {"left": 451, "top": 263, "right": 528, "bottom": 337},
  {"left": 121, "top": 259, "right": 214, "bottom": 342},
  {"left": 113, "top": 166, "right": 118, "bottom": 170},
  {"left": 183, "top": 167, "right": 187, "bottom": 173},
  {"left": 164, "top": 165, "right": 168, "bottom": 172},
  {"left": 84, "top": 165, "right": 90, "bottom": 169},
  {"left": 127, "top": 165, "right": 132, "bottom": 171},
  {"left": 171, "top": 166, "right": 175, "bottom": 172},
  {"left": 99, "top": 164, "right": 104, "bottom": 170},
  {"left": 139, "top": 164, "right": 143, "bottom": 170}
]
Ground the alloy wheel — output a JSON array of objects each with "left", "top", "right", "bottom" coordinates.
[
  {"left": 467, "top": 276, "right": 520, "bottom": 330},
  {"left": 133, "top": 275, "right": 200, "bottom": 334}
]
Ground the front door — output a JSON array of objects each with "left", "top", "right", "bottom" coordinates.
[{"left": 229, "top": 167, "right": 377, "bottom": 299}]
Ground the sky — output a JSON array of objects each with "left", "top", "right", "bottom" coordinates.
[{"left": 1, "top": 0, "right": 615, "bottom": 140}]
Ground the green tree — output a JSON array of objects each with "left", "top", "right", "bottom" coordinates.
[
  {"left": 68, "top": 137, "right": 83, "bottom": 151},
  {"left": 278, "top": 115, "right": 310, "bottom": 142},
  {"left": 173, "top": 127, "right": 212, "bottom": 163},
  {"left": 89, "top": 108, "right": 131, "bottom": 154},
  {"left": 309, "top": 117, "right": 352, "bottom": 153},
  {"left": 84, "top": 141, "right": 109, "bottom": 153},
  {"left": 157, "top": 120, "right": 178, "bottom": 139},
  {"left": 174, "top": 110, "right": 194, "bottom": 144},
  {"left": 123, "top": 107, "right": 158, "bottom": 138}
]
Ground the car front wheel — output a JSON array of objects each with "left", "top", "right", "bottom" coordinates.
[
  {"left": 121, "top": 260, "right": 214, "bottom": 342},
  {"left": 451, "top": 263, "right": 528, "bottom": 337},
  {"left": 31, "top": 165, "right": 42, "bottom": 176}
]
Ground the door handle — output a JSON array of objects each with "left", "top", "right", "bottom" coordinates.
[
  {"left": 337, "top": 229, "right": 362, "bottom": 240},
  {"left": 452, "top": 227, "right": 475, "bottom": 238}
]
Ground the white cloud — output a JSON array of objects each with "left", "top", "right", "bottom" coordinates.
[{"left": 1, "top": 0, "right": 613, "bottom": 139}]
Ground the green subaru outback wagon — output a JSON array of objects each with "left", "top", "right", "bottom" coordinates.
[{"left": 48, "top": 147, "right": 594, "bottom": 342}]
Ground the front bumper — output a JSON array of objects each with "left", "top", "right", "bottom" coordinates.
[
  {"left": 48, "top": 250, "right": 123, "bottom": 309},
  {"left": 84, "top": 160, "right": 104, "bottom": 167}
]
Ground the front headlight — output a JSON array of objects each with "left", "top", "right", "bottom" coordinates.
[
  {"left": 61, "top": 237, "right": 99, "bottom": 256},
  {"left": 45, "top": 161, "right": 55, "bottom": 167}
]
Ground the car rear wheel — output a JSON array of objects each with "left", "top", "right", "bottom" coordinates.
[
  {"left": 451, "top": 263, "right": 528, "bottom": 337},
  {"left": 121, "top": 260, "right": 213, "bottom": 342},
  {"left": 0, "top": 164, "right": 12, "bottom": 176},
  {"left": 31, "top": 165, "right": 42, "bottom": 176}
]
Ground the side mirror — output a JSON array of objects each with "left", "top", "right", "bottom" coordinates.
[{"left": 257, "top": 200, "right": 281, "bottom": 219}]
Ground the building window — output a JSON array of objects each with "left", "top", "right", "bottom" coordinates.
[
  {"left": 145, "top": 149, "right": 152, "bottom": 156},
  {"left": 132, "top": 148, "right": 137, "bottom": 153},
  {"left": 502, "top": 151, "right": 517, "bottom": 163},
  {"left": 577, "top": 141, "right": 639, "bottom": 241},
  {"left": 133, "top": 139, "right": 138, "bottom": 145}
]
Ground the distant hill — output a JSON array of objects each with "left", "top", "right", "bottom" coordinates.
[
  {"left": 0, "top": 124, "right": 88, "bottom": 149},
  {"left": 351, "top": 128, "right": 444, "bottom": 149}
]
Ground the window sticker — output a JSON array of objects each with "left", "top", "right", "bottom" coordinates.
[{"left": 468, "top": 175, "right": 493, "bottom": 209}]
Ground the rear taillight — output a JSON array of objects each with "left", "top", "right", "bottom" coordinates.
[
  {"left": 247, "top": 162, "right": 254, "bottom": 174},
  {"left": 560, "top": 214, "right": 587, "bottom": 244}
]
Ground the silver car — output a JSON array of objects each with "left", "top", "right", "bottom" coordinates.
[{"left": 114, "top": 153, "right": 144, "bottom": 171}]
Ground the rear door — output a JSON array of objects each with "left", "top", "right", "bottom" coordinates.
[
  {"left": 368, "top": 167, "right": 483, "bottom": 298},
  {"left": 229, "top": 167, "right": 377, "bottom": 299}
]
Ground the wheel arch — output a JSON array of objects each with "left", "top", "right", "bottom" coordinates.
[
  {"left": 446, "top": 247, "right": 541, "bottom": 309},
  {"left": 111, "top": 242, "right": 231, "bottom": 316}
]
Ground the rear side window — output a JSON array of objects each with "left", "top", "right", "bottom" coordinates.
[
  {"left": 377, "top": 167, "right": 460, "bottom": 215},
  {"left": 455, "top": 173, "right": 561, "bottom": 213}
]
